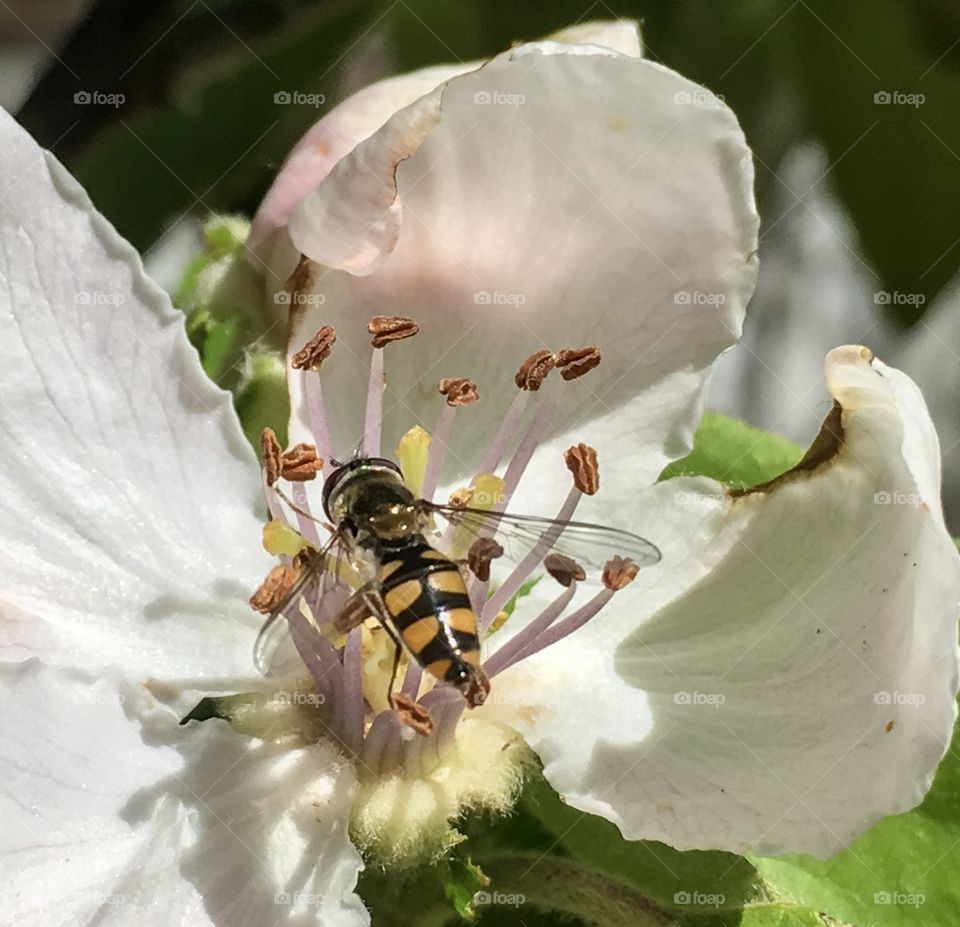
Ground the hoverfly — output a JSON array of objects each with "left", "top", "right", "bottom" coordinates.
[{"left": 254, "top": 455, "right": 661, "bottom": 709}]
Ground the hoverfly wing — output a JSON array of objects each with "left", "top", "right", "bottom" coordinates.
[
  {"left": 422, "top": 502, "right": 661, "bottom": 574},
  {"left": 253, "top": 534, "right": 344, "bottom": 676}
]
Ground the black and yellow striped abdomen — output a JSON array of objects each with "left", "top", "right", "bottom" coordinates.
[{"left": 379, "top": 538, "right": 482, "bottom": 686}]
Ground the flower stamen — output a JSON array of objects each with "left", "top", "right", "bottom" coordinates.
[{"left": 422, "top": 377, "right": 479, "bottom": 501}]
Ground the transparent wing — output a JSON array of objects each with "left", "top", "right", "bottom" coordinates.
[
  {"left": 423, "top": 502, "right": 661, "bottom": 574},
  {"left": 253, "top": 531, "right": 352, "bottom": 675}
]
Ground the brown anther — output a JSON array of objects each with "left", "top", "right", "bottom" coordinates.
[
  {"left": 564, "top": 443, "right": 600, "bottom": 495},
  {"left": 391, "top": 692, "right": 434, "bottom": 736},
  {"left": 260, "top": 428, "right": 282, "bottom": 486},
  {"left": 280, "top": 443, "right": 324, "bottom": 482},
  {"left": 514, "top": 350, "right": 555, "bottom": 391},
  {"left": 555, "top": 346, "right": 602, "bottom": 381},
  {"left": 602, "top": 555, "right": 640, "bottom": 591},
  {"left": 249, "top": 564, "right": 298, "bottom": 614},
  {"left": 291, "top": 325, "right": 336, "bottom": 371},
  {"left": 544, "top": 553, "right": 586, "bottom": 587},
  {"left": 438, "top": 377, "right": 479, "bottom": 406},
  {"left": 467, "top": 537, "right": 504, "bottom": 582},
  {"left": 368, "top": 315, "right": 419, "bottom": 348}
]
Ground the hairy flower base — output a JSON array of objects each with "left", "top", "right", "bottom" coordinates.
[{"left": 351, "top": 718, "right": 536, "bottom": 867}]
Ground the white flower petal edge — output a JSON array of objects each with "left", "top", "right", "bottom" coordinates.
[
  {"left": 285, "top": 41, "right": 758, "bottom": 488},
  {"left": 487, "top": 345, "right": 960, "bottom": 858},
  {"left": 0, "top": 660, "right": 367, "bottom": 927},
  {"left": 0, "top": 108, "right": 270, "bottom": 683},
  {"left": 247, "top": 20, "right": 642, "bottom": 281},
  {"left": 247, "top": 61, "right": 480, "bottom": 281}
]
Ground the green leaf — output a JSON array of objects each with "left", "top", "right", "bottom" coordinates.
[
  {"left": 74, "top": 1, "right": 375, "bottom": 251},
  {"left": 458, "top": 773, "right": 848, "bottom": 927},
  {"left": 658, "top": 411, "right": 804, "bottom": 489},
  {"left": 234, "top": 352, "right": 289, "bottom": 447},
  {"left": 444, "top": 856, "right": 489, "bottom": 920}
]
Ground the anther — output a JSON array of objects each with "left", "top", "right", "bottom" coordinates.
[
  {"left": 260, "top": 428, "right": 282, "bottom": 486},
  {"left": 515, "top": 350, "right": 555, "bottom": 391},
  {"left": 555, "top": 346, "right": 602, "bottom": 381},
  {"left": 544, "top": 553, "right": 586, "bottom": 587},
  {"left": 291, "top": 325, "right": 336, "bottom": 371},
  {"left": 602, "top": 556, "right": 640, "bottom": 590},
  {"left": 438, "top": 377, "right": 479, "bottom": 406},
  {"left": 564, "top": 443, "right": 600, "bottom": 495},
  {"left": 280, "top": 443, "right": 324, "bottom": 482},
  {"left": 467, "top": 537, "right": 504, "bottom": 582},
  {"left": 368, "top": 315, "right": 419, "bottom": 348},
  {"left": 249, "top": 564, "right": 298, "bottom": 614},
  {"left": 392, "top": 692, "right": 434, "bottom": 736}
]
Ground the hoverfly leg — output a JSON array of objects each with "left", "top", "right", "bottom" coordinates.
[{"left": 386, "top": 642, "right": 403, "bottom": 711}]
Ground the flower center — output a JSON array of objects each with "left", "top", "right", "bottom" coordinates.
[{"left": 250, "top": 314, "right": 644, "bottom": 781}]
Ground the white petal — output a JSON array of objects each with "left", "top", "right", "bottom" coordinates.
[
  {"left": 0, "top": 109, "right": 269, "bottom": 682},
  {"left": 287, "top": 43, "right": 757, "bottom": 484},
  {"left": 491, "top": 346, "right": 960, "bottom": 857},
  {"left": 247, "top": 61, "right": 482, "bottom": 280},
  {"left": 0, "top": 660, "right": 367, "bottom": 926},
  {"left": 546, "top": 20, "right": 642, "bottom": 56}
]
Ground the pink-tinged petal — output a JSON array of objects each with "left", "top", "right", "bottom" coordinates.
[{"left": 286, "top": 43, "right": 758, "bottom": 487}]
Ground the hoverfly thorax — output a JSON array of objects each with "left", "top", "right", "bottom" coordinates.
[{"left": 322, "top": 457, "right": 421, "bottom": 544}]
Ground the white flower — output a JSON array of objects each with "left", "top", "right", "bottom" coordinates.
[{"left": 0, "top": 20, "right": 957, "bottom": 927}]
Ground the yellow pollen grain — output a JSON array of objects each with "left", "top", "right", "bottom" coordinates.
[
  {"left": 262, "top": 520, "right": 308, "bottom": 557},
  {"left": 396, "top": 426, "right": 431, "bottom": 496}
]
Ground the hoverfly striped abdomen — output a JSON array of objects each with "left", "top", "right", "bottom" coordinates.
[{"left": 379, "top": 538, "right": 488, "bottom": 704}]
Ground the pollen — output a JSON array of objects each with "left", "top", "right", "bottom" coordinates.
[
  {"left": 262, "top": 519, "right": 309, "bottom": 557},
  {"left": 396, "top": 425, "right": 431, "bottom": 496}
]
